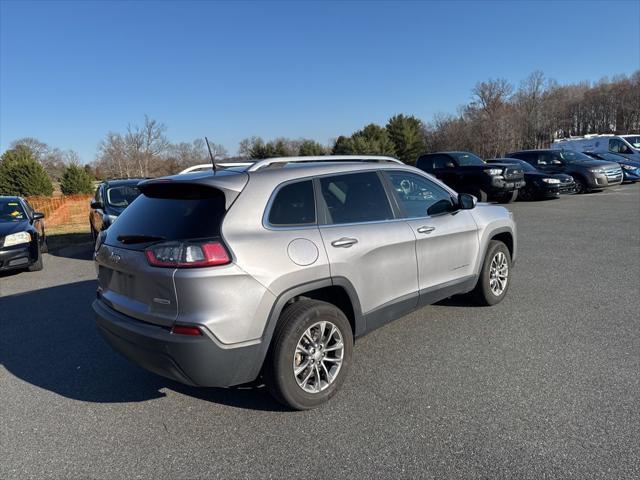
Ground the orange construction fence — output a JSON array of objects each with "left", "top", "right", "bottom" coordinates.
[{"left": 26, "top": 194, "right": 93, "bottom": 229}]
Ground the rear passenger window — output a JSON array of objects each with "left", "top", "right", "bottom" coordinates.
[
  {"left": 268, "top": 180, "right": 316, "bottom": 226},
  {"left": 319, "top": 172, "right": 393, "bottom": 224}
]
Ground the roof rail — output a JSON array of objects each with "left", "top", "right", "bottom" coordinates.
[
  {"left": 179, "top": 162, "right": 255, "bottom": 174},
  {"left": 247, "top": 155, "right": 403, "bottom": 172}
]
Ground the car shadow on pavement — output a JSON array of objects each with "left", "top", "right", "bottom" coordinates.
[
  {"left": 0, "top": 279, "right": 286, "bottom": 412},
  {"left": 46, "top": 233, "right": 94, "bottom": 261}
]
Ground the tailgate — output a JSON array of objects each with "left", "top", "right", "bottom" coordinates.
[{"left": 96, "top": 243, "right": 177, "bottom": 326}]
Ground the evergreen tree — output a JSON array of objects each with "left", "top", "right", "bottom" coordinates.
[
  {"left": 386, "top": 114, "right": 426, "bottom": 164},
  {"left": 60, "top": 163, "right": 94, "bottom": 195},
  {"left": 0, "top": 146, "right": 54, "bottom": 196}
]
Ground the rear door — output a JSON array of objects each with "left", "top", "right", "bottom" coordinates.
[
  {"left": 382, "top": 170, "right": 480, "bottom": 303},
  {"left": 96, "top": 186, "right": 228, "bottom": 327},
  {"left": 317, "top": 171, "right": 419, "bottom": 332}
]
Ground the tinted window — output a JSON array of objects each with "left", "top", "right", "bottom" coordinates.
[
  {"left": 385, "top": 171, "right": 454, "bottom": 217},
  {"left": 624, "top": 136, "right": 640, "bottom": 148},
  {"left": 609, "top": 139, "right": 632, "bottom": 154},
  {"left": 495, "top": 159, "right": 537, "bottom": 172},
  {"left": 449, "top": 152, "right": 485, "bottom": 166},
  {"left": 416, "top": 155, "right": 434, "bottom": 170},
  {"left": 433, "top": 155, "right": 456, "bottom": 169},
  {"left": 509, "top": 152, "right": 534, "bottom": 164},
  {"left": 537, "top": 152, "right": 562, "bottom": 165},
  {"left": 319, "top": 172, "right": 393, "bottom": 224},
  {"left": 105, "top": 188, "right": 226, "bottom": 249},
  {"left": 268, "top": 180, "right": 316, "bottom": 226}
]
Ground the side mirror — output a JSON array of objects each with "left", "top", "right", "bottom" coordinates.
[
  {"left": 33, "top": 212, "right": 45, "bottom": 220},
  {"left": 458, "top": 193, "right": 477, "bottom": 210},
  {"left": 90, "top": 200, "right": 103, "bottom": 209}
]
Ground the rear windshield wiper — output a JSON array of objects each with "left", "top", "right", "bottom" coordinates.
[{"left": 117, "top": 234, "right": 166, "bottom": 244}]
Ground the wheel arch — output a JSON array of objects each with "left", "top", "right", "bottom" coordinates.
[{"left": 252, "top": 278, "right": 363, "bottom": 379}]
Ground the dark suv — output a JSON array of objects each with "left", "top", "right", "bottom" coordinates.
[
  {"left": 89, "top": 179, "right": 144, "bottom": 239},
  {"left": 416, "top": 151, "right": 525, "bottom": 203},
  {"left": 507, "top": 150, "right": 622, "bottom": 193}
]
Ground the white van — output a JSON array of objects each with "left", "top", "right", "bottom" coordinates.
[{"left": 552, "top": 134, "right": 640, "bottom": 161}]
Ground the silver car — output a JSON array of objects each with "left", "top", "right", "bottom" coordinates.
[{"left": 93, "top": 156, "right": 516, "bottom": 409}]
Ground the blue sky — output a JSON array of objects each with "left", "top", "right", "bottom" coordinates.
[{"left": 1, "top": 0, "right": 639, "bottom": 162}]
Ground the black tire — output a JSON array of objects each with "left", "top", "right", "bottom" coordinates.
[
  {"left": 496, "top": 190, "right": 518, "bottom": 204},
  {"left": 27, "top": 248, "right": 44, "bottom": 272},
  {"left": 264, "top": 299, "right": 353, "bottom": 410},
  {"left": 40, "top": 233, "right": 48, "bottom": 253},
  {"left": 471, "top": 240, "right": 511, "bottom": 306},
  {"left": 518, "top": 187, "right": 532, "bottom": 201},
  {"left": 573, "top": 176, "right": 587, "bottom": 194}
]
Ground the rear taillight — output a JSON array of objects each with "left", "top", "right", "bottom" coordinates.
[
  {"left": 145, "top": 240, "right": 230, "bottom": 268},
  {"left": 171, "top": 325, "right": 202, "bottom": 336}
]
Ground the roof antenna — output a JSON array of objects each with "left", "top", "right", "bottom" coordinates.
[{"left": 205, "top": 136, "right": 217, "bottom": 173}]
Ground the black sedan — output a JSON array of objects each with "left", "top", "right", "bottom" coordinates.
[
  {"left": 487, "top": 158, "right": 575, "bottom": 200},
  {"left": 0, "top": 196, "right": 47, "bottom": 272}
]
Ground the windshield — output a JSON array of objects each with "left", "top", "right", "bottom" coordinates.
[
  {"left": 0, "top": 199, "right": 27, "bottom": 222},
  {"left": 623, "top": 136, "right": 640, "bottom": 149},
  {"left": 106, "top": 185, "right": 140, "bottom": 207},
  {"left": 555, "top": 151, "right": 594, "bottom": 163},
  {"left": 505, "top": 159, "right": 536, "bottom": 172},
  {"left": 592, "top": 152, "right": 624, "bottom": 162},
  {"left": 450, "top": 152, "right": 485, "bottom": 166}
]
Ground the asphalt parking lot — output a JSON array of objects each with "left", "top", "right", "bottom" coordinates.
[{"left": 1, "top": 185, "right": 639, "bottom": 479}]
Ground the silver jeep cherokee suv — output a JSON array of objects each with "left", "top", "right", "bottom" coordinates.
[{"left": 93, "top": 156, "right": 516, "bottom": 409}]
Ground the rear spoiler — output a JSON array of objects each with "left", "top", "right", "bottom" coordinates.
[{"left": 137, "top": 171, "right": 248, "bottom": 210}]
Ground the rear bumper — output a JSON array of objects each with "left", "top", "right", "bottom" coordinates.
[
  {"left": 0, "top": 243, "right": 37, "bottom": 271},
  {"left": 93, "top": 299, "right": 265, "bottom": 387}
]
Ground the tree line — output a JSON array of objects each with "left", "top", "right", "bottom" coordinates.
[{"left": 1, "top": 70, "right": 638, "bottom": 197}]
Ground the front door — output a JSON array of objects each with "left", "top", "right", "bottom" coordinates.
[{"left": 381, "top": 170, "right": 480, "bottom": 305}]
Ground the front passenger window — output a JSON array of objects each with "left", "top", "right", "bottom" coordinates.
[{"left": 385, "top": 172, "right": 454, "bottom": 218}]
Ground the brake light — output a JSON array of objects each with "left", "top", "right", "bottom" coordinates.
[
  {"left": 171, "top": 325, "right": 202, "bottom": 336},
  {"left": 145, "top": 241, "right": 230, "bottom": 268}
]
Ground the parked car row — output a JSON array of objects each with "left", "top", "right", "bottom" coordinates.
[{"left": 415, "top": 147, "right": 632, "bottom": 200}]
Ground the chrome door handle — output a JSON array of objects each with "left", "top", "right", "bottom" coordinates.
[
  {"left": 331, "top": 237, "right": 358, "bottom": 248},
  {"left": 417, "top": 226, "right": 436, "bottom": 234}
]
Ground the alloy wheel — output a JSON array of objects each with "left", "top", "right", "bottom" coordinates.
[
  {"left": 489, "top": 251, "right": 508, "bottom": 296},
  {"left": 293, "top": 321, "right": 344, "bottom": 393}
]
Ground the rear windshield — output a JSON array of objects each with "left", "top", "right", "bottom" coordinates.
[
  {"left": 104, "top": 189, "right": 226, "bottom": 249},
  {"left": 450, "top": 152, "right": 485, "bottom": 166},
  {"left": 106, "top": 185, "right": 140, "bottom": 207}
]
